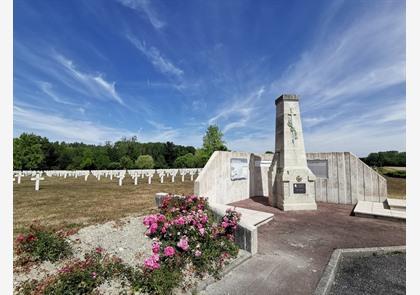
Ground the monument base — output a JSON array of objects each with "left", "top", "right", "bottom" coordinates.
[{"left": 279, "top": 201, "right": 318, "bottom": 211}]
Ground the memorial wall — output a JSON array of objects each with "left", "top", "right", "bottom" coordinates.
[{"left": 194, "top": 151, "right": 387, "bottom": 205}]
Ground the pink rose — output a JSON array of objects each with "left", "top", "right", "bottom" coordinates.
[
  {"left": 177, "top": 236, "right": 189, "bottom": 251},
  {"left": 175, "top": 216, "right": 185, "bottom": 225},
  {"left": 152, "top": 253, "right": 160, "bottom": 262},
  {"left": 157, "top": 214, "right": 166, "bottom": 223},
  {"left": 194, "top": 250, "right": 202, "bottom": 257},
  {"left": 143, "top": 215, "right": 157, "bottom": 226},
  {"left": 199, "top": 228, "right": 205, "bottom": 236},
  {"left": 200, "top": 215, "right": 208, "bottom": 224},
  {"left": 149, "top": 223, "right": 158, "bottom": 234},
  {"left": 164, "top": 246, "right": 175, "bottom": 257}
]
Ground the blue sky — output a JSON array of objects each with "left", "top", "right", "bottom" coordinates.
[{"left": 13, "top": 0, "right": 405, "bottom": 156}]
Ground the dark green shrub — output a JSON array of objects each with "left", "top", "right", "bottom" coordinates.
[{"left": 384, "top": 170, "right": 406, "bottom": 178}]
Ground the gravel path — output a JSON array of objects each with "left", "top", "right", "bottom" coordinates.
[{"left": 68, "top": 215, "right": 152, "bottom": 267}]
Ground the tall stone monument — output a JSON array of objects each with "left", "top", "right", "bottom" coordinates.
[{"left": 269, "top": 94, "right": 317, "bottom": 211}]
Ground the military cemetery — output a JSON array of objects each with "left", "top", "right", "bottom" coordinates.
[
  {"left": 10, "top": 1, "right": 407, "bottom": 294},
  {"left": 13, "top": 94, "right": 406, "bottom": 294}
]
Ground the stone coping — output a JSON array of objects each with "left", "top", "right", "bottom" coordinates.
[
  {"left": 354, "top": 201, "right": 406, "bottom": 220},
  {"left": 209, "top": 203, "right": 274, "bottom": 228},
  {"left": 275, "top": 94, "right": 299, "bottom": 104},
  {"left": 314, "top": 246, "right": 406, "bottom": 295}
]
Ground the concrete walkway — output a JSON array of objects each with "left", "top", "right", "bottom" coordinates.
[{"left": 202, "top": 197, "right": 405, "bottom": 295}]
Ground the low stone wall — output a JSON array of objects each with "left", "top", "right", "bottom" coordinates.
[{"left": 194, "top": 151, "right": 387, "bottom": 205}]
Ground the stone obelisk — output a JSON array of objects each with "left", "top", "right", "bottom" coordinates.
[{"left": 269, "top": 94, "right": 317, "bottom": 211}]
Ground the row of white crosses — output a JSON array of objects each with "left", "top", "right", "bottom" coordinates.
[
  {"left": 13, "top": 168, "right": 203, "bottom": 190},
  {"left": 44, "top": 170, "right": 90, "bottom": 179}
]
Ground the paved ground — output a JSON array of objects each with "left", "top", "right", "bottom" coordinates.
[
  {"left": 329, "top": 252, "right": 405, "bottom": 295},
  {"left": 203, "top": 197, "right": 406, "bottom": 295}
]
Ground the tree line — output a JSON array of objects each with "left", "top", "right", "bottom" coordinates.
[
  {"left": 13, "top": 125, "right": 228, "bottom": 170},
  {"left": 361, "top": 151, "right": 406, "bottom": 167}
]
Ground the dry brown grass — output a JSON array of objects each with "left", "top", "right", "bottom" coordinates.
[
  {"left": 13, "top": 175, "right": 194, "bottom": 235},
  {"left": 385, "top": 176, "right": 406, "bottom": 199}
]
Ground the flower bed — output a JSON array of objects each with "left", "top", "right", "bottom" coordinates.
[
  {"left": 15, "top": 195, "right": 241, "bottom": 294},
  {"left": 141, "top": 194, "right": 241, "bottom": 292}
]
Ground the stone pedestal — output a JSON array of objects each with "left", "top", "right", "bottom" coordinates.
[{"left": 270, "top": 94, "right": 317, "bottom": 211}]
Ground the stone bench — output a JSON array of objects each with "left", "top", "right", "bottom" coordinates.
[{"left": 354, "top": 200, "right": 405, "bottom": 220}]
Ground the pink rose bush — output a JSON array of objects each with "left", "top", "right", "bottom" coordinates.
[
  {"left": 144, "top": 253, "right": 160, "bottom": 270},
  {"left": 142, "top": 195, "right": 241, "bottom": 279}
]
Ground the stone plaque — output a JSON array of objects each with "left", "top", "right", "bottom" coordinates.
[
  {"left": 307, "top": 160, "right": 328, "bottom": 178},
  {"left": 293, "top": 183, "right": 306, "bottom": 194},
  {"left": 230, "top": 158, "right": 248, "bottom": 181}
]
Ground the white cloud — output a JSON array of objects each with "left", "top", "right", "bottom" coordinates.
[
  {"left": 208, "top": 86, "right": 265, "bottom": 134},
  {"left": 228, "top": 134, "right": 274, "bottom": 153},
  {"left": 38, "top": 81, "right": 79, "bottom": 106},
  {"left": 13, "top": 106, "right": 135, "bottom": 144},
  {"left": 13, "top": 104, "right": 203, "bottom": 147},
  {"left": 304, "top": 99, "right": 406, "bottom": 156},
  {"left": 126, "top": 35, "right": 183, "bottom": 78},
  {"left": 146, "top": 119, "right": 172, "bottom": 130},
  {"left": 117, "top": 0, "right": 165, "bottom": 29},
  {"left": 226, "top": 99, "right": 406, "bottom": 156},
  {"left": 269, "top": 5, "right": 405, "bottom": 109},
  {"left": 55, "top": 54, "right": 125, "bottom": 105}
]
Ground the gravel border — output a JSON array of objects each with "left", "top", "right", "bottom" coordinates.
[{"left": 314, "top": 245, "right": 406, "bottom": 295}]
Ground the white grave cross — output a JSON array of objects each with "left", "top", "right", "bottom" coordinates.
[
  {"left": 31, "top": 173, "right": 45, "bottom": 191},
  {"left": 118, "top": 174, "right": 125, "bottom": 186},
  {"left": 132, "top": 173, "right": 139, "bottom": 185},
  {"left": 17, "top": 172, "right": 22, "bottom": 184},
  {"left": 159, "top": 172, "right": 165, "bottom": 183}
]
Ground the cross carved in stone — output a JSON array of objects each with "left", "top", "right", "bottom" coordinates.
[{"left": 287, "top": 107, "right": 298, "bottom": 144}]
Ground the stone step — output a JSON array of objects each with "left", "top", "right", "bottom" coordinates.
[
  {"left": 386, "top": 198, "right": 406, "bottom": 212},
  {"left": 354, "top": 201, "right": 405, "bottom": 220}
]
